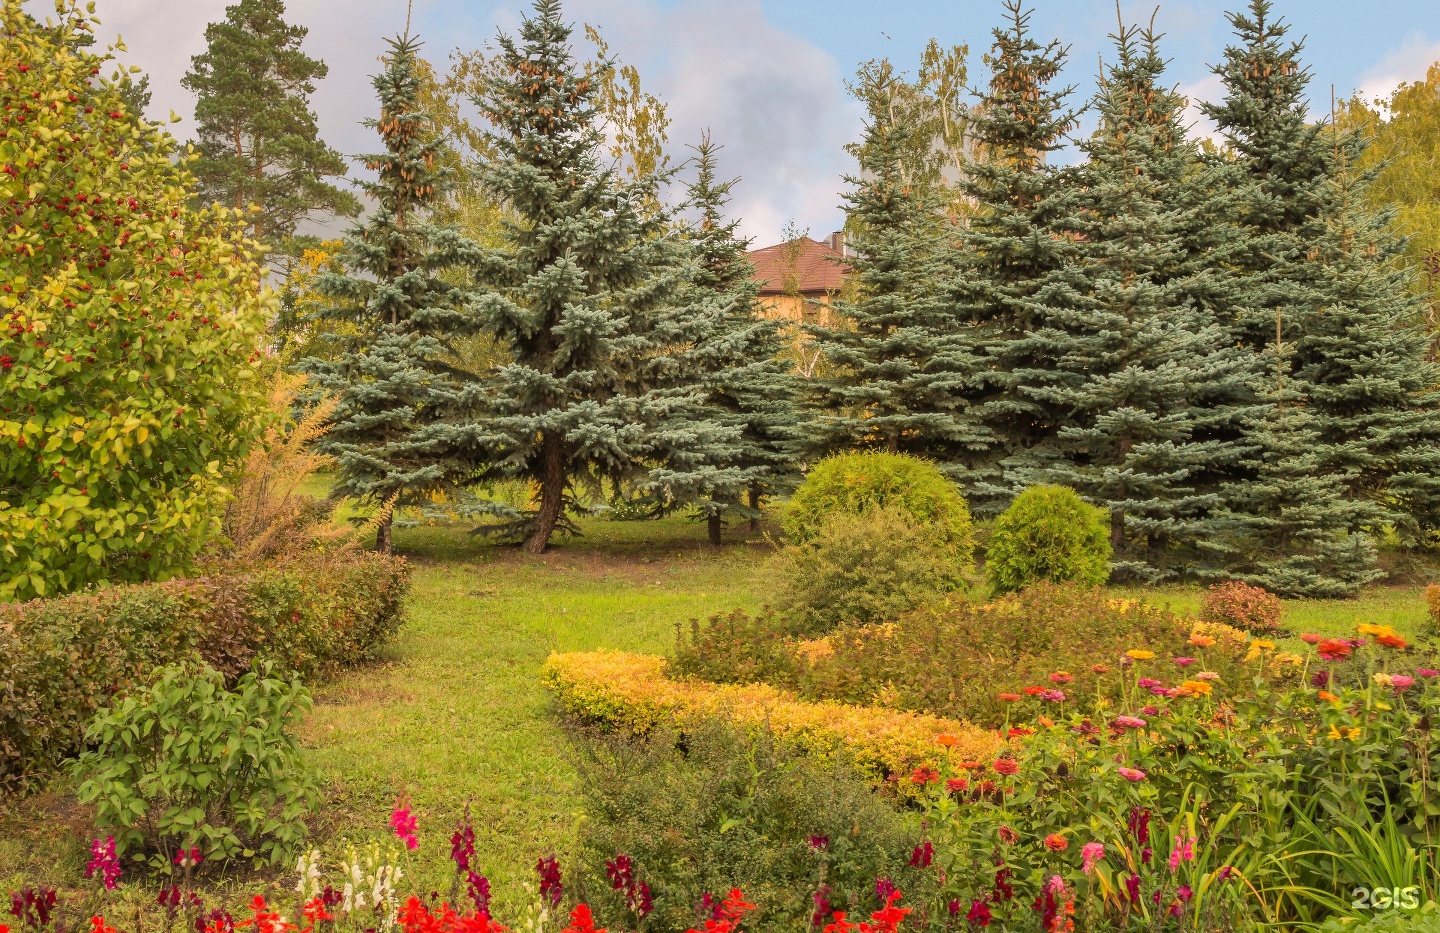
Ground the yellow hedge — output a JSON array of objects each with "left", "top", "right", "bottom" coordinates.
[{"left": 542, "top": 649, "right": 1003, "bottom": 782}]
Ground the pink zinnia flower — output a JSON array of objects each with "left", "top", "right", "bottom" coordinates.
[
  {"left": 1300, "top": 633, "right": 1323, "bottom": 644},
  {"left": 1041, "top": 689, "right": 1066, "bottom": 703},
  {"left": 1390, "top": 674, "right": 1415, "bottom": 692},
  {"left": 1172, "top": 657, "right": 1197, "bottom": 667},
  {"left": 1113, "top": 715, "right": 1147, "bottom": 729},
  {"left": 1418, "top": 668, "right": 1440, "bottom": 679},
  {"left": 1081, "top": 842, "right": 1105, "bottom": 874},
  {"left": 1118, "top": 767, "right": 1147, "bottom": 782},
  {"left": 1137, "top": 677, "right": 1161, "bottom": 689},
  {"left": 1194, "top": 671, "right": 1220, "bottom": 681},
  {"left": 390, "top": 798, "right": 419, "bottom": 850}
]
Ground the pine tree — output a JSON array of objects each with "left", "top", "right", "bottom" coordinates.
[
  {"left": 677, "top": 135, "right": 803, "bottom": 544},
  {"left": 301, "top": 34, "right": 475, "bottom": 554},
  {"left": 463, "top": 0, "right": 733, "bottom": 554},
  {"left": 951, "top": 0, "right": 1084, "bottom": 516},
  {"left": 1203, "top": 0, "right": 1440, "bottom": 588},
  {"left": 807, "top": 68, "right": 986, "bottom": 468},
  {"left": 1203, "top": 354, "right": 1384, "bottom": 597},
  {"left": 1033, "top": 19, "right": 1256, "bottom": 580},
  {"left": 182, "top": 0, "right": 358, "bottom": 256},
  {"left": 1301, "top": 117, "right": 1440, "bottom": 543}
]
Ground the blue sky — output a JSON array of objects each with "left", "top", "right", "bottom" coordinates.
[{"left": 53, "top": 0, "right": 1440, "bottom": 243}]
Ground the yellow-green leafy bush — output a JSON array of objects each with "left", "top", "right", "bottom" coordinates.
[
  {"left": 775, "top": 506, "right": 967, "bottom": 634},
  {"left": 985, "top": 485, "right": 1112, "bottom": 595},
  {"left": 784, "top": 452, "right": 974, "bottom": 558},
  {"left": 0, "top": 1, "right": 270, "bottom": 599},
  {"left": 542, "top": 649, "right": 1001, "bottom": 781},
  {"left": 0, "top": 551, "right": 407, "bottom": 791}
]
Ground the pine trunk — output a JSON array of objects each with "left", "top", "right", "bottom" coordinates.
[
  {"left": 374, "top": 513, "right": 393, "bottom": 555},
  {"left": 526, "top": 432, "right": 566, "bottom": 554},
  {"left": 708, "top": 512, "right": 723, "bottom": 546},
  {"left": 747, "top": 486, "right": 762, "bottom": 532},
  {"left": 1110, "top": 508, "right": 1125, "bottom": 551}
]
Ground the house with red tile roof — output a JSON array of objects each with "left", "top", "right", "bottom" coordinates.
[{"left": 746, "top": 232, "right": 850, "bottom": 325}]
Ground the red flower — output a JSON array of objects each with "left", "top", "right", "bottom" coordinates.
[
  {"left": 301, "top": 899, "right": 333, "bottom": 924},
  {"left": 1316, "top": 639, "right": 1352, "bottom": 661},
  {"left": 562, "top": 905, "right": 605, "bottom": 933},
  {"left": 90, "top": 920, "right": 117, "bottom": 933},
  {"left": 1022, "top": 686, "right": 1044, "bottom": 696},
  {"left": 823, "top": 914, "right": 858, "bottom": 933},
  {"left": 1375, "top": 632, "right": 1409, "bottom": 649},
  {"left": 997, "top": 693, "right": 1023, "bottom": 702},
  {"left": 1043, "top": 834, "right": 1068, "bottom": 852},
  {"left": 721, "top": 890, "right": 756, "bottom": 922},
  {"left": 992, "top": 758, "right": 1019, "bottom": 776},
  {"left": 966, "top": 899, "right": 992, "bottom": 928},
  {"left": 945, "top": 777, "right": 969, "bottom": 795},
  {"left": 909, "top": 766, "right": 940, "bottom": 786}
]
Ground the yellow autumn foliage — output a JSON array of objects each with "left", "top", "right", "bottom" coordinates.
[{"left": 542, "top": 649, "right": 1002, "bottom": 781}]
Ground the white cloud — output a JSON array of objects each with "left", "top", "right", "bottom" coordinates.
[
  {"left": 1355, "top": 33, "right": 1440, "bottom": 108},
  {"left": 1177, "top": 72, "right": 1225, "bottom": 146},
  {"left": 28, "top": 0, "right": 857, "bottom": 247}
]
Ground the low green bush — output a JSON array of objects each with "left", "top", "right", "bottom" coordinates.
[
  {"left": 570, "top": 719, "right": 935, "bottom": 933},
  {"left": 775, "top": 507, "right": 966, "bottom": 634},
  {"left": 72, "top": 662, "right": 319, "bottom": 869},
  {"left": 673, "top": 583, "right": 1250, "bottom": 729},
  {"left": 784, "top": 452, "right": 974, "bottom": 558},
  {"left": 0, "top": 550, "right": 408, "bottom": 792},
  {"left": 985, "top": 485, "right": 1112, "bottom": 595},
  {"left": 673, "top": 608, "right": 802, "bottom": 684}
]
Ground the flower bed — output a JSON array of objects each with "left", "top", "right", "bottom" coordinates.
[
  {"left": 0, "top": 550, "right": 409, "bottom": 792},
  {"left": 542, "top": 650, "right": 1002, "bottom": 781}
]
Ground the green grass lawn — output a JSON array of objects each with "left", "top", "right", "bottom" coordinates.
[{"left": 1, "top": 512, "right": 1434, "bottom": 912}]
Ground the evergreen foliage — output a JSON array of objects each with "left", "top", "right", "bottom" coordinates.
[
  {"left": 301, "top": 34, "right": 476, "bottom": 553},
  {"left": 1032, "top": 18, "right": 1255, "bottom": 581},
  {"left": 1202, "top": 0, "right": 1440, "bottom": 591},
  {"left": 808, "top": 67, "right": 986, "bottom": 467},
  {"left": 182, "top": 0, "right": 359, "bottom": 255},
  {"left": 675, "top": 135, "right": 802, "bottom": 544},
  {"left": 951, "top": 0, "right": 1083, "bottom": 515},
  {"left": 462, "top": 0, "right": 734, "bottom": 554}
]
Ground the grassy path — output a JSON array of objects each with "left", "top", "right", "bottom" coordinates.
[{"left": 297, "top": 518, "right": 772, "bottom": 915}]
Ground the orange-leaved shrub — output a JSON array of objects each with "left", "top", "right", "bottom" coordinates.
[
  {"left": 542, "top": 649, "right": 1001, "bottom": 782},
  {"left": 1201, "top": 580, "right": 1283, "bottom": 634}
]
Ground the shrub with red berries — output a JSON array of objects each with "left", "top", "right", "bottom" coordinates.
[{"left": 0, "top": 0, "right": 268, "bottom": 599}]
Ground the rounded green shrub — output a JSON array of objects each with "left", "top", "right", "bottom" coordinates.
[
  {"left": 776, "top": 506, "right": 967, "bottom": 634},
  {"left": 784, "top": 452, "right": 974, "bottom": 558},
  {"left": 985, "top": 485, "right": 1112, "bottom": 595}
]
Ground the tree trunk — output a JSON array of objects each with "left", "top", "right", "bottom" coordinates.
[
  {"left": 525, "top": 432, "right": 565, "bottom": 554},
  {"left": 1110, "top": 508, "right": 1125, "bottom": 551},
  {"left": 747, "top": 486, "right": 762, "bottom": 532},
  {"left": 375, "top": 513, "right": 393, "bottom": 555},
  {"left": 708, "top": 512, "right": 723, "bottom": 546}
]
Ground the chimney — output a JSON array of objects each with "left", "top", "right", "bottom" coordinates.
[{"left": 826, "top": 230, "right": 846, "bottom": 255}]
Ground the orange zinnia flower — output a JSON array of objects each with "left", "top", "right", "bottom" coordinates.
[{"left": 936, "top": 733, "right": 959, "bottom": 748}]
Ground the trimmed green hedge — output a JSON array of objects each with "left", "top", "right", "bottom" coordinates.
[{"left": 0, "top": 551, "right": 408, "bottom": 792}]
